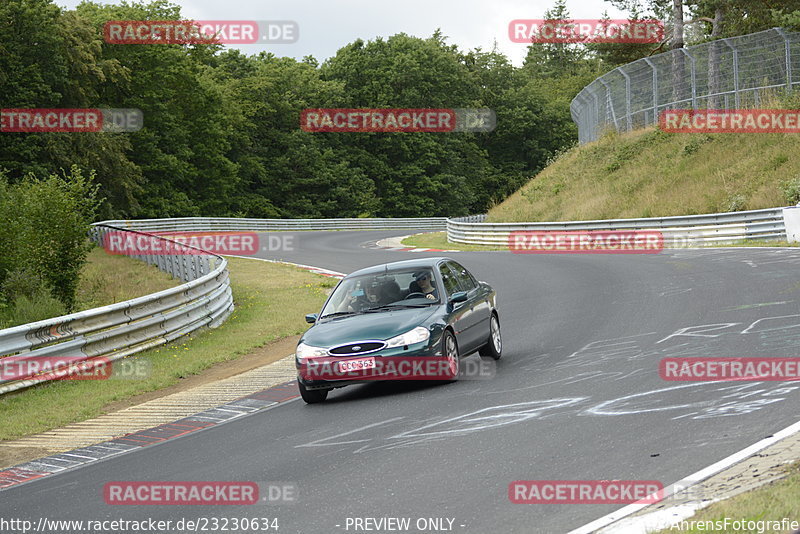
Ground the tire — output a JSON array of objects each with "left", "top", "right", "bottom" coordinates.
[
  {"left": 442, "top": 330, "right": 460, "bottom": 381},
  {"left": 479, "top": 313, "right": 502, "bottom": 360},
  {"left": 298, "top": 381, "right": 329, "bottom": 404}
]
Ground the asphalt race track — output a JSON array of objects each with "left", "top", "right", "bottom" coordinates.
[{"left": 3, "top": 229, "right": 800, "bottom": 533}]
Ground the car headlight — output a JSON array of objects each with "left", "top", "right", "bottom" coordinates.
[
  {"left": 296, "top": 342, "right": 328, "bottom": 359},
  {"left": 386, "top": 326, "right": 430, "bottom": 348}
]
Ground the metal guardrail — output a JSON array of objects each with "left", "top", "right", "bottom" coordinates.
[
  {"left": 0, "top": 224, "right": 233, "bottom": 395},
  {"left": 98, "top": 217, "right": 448, "bottom": 233},
  {"left": 571, "top": 27, "right": 800, "bottom": 143},
  {"left": 447, "top": 208, "right": 787, "bottom": 246}
]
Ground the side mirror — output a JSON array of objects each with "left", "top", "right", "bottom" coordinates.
[
  {"left": 450, "top": 292, "right": 468, "bottom": 304},
  {"left": 305, "top": 313, "right": 318, "bottom": 324}
]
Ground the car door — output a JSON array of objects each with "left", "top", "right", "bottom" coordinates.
[
  {"left": 438, "top": 261, "right": 476, "bottom": 352},
  {"left": 447, "top": 261, "right": 490, "bottom": 351}
]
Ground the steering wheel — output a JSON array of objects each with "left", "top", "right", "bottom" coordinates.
[{"left": 405, "top": 292, "right": 426, "bottom": 299}]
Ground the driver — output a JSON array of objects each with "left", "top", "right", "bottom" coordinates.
[{"left": 413, "top": 271, "right": 438, "bottom": 300}]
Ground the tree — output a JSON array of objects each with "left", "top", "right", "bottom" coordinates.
[
  {"left": 76, "top": 0, "right": 239, "bottom": 217},
  {"left": 320, "top": 33, "right": 483, "bottom": 216},
  {"left": 522, "top": 0, "right": 589, "bottom": 79},
  {"left": 0, "top": 0, "right": 141, "bottom": 218}
]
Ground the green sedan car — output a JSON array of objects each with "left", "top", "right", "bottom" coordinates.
[{"left": 295, "top": 257, "right": 501, "bottom": 403}]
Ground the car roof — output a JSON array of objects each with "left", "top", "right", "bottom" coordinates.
[{"left": 346, "top": 257, "right": 454, "bottom": 278}]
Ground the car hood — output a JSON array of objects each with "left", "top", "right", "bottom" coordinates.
[{"left": 302, "top": 307, "right": 438, "bottom": 347}]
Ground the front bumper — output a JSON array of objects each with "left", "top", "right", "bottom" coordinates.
[{"left": 295, "top": 338, "right": 445, "bottom": 390}]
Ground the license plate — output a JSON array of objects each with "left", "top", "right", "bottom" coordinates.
[{"left": 338, "top": 357, "right": 376, "bottom": 373}]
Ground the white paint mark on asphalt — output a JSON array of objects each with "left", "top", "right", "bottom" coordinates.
[
  {"left": 692, "top": 398, "right": 784, "bottom": 419},
  {"left": 658, "top": 287, "right": 692, "bottom": 297},
  {"left": 586, "top": 383, "right": 713, "bottom": 416},
  {"left": 722, "top": 301, "right": 789, "bottom": 312},
  {"left": 741, "top": 314, "right": 800, "bottom": 334},
  {"left": 587, "top": 381, "right": 796, "bottom": 419},
  {"left": 295, "top": 417, "right": 404, "bottom": 448},
  {"left": 567, "top": 333, "right": 656, "bottom": 359},
  {"left": 656, "top": 323, "right": 740, "bottom": 344},
  {"left": 670, "top": 411, "right": 699, "bottom": 420},
  {"left": 614, "top": 368, "right": 645, "bottom": 381},
  {"left": 389, "top": 398, "right": 587, "bottom": 439}
]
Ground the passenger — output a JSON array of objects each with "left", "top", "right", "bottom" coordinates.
[
  {"left": 347, "top": 280, "right": 382, "bottom": 311},
  {"left": 381, "top": 280, "right": 402, "bottom": 303}
]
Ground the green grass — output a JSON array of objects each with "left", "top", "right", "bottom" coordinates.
[
  {"left": 0, "top": 256, "right": 334, "bottom": 440},
  {"left": 0, "top": 247, "right": 180, "bottom": 328},
  {"left": 401, "top": 232, "right": 506, "bottom": 251},
  {"left": 488, "top": 125, "right": 800, "bottom": 224},
  {"left": 651, "top": 462, "right": 800, "bottom": 533},
  {"left": 73, "top": 247, "right": 180, "bottom": 310}
]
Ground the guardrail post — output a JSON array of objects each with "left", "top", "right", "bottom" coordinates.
[
  {"left": 722, "top": 39, "right": 740, "bottom": 107},
  {"left": 586, "top": 86, "right": 601, "bottom": 141},
  {"left": 572, "top": 93, "right": 590, "bottom": 143},
  {"left": 680, "top": 48, "right": 697, "bottom": 108},
  {"left": 619, "top": 67, "right": 632, "bottom": 131},
  {"left": 599, "top": 79, "right": 618, "bottom": 131},
  {"left": 168, "top": 254, "right": 177, "bottom": 279},
  {"left": 644, "top": 58, "right": 658, "bottom": 125},
  {"left": 775, "top": 27, "right": 793, "bottom": 91}
]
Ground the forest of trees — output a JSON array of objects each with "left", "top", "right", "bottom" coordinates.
[{"left": 2, "top": 0, "right": 800, "bottom": 221}]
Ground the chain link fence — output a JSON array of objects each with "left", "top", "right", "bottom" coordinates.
[{"left": 571, "top": 27, "right": 800, "bottom": 143}]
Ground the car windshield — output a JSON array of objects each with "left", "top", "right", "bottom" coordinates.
[{"left": 320, "top": 268, "right": 439, "bottom": 317}]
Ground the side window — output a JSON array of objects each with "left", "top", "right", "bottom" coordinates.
[
  {"left": 448, "top": 262, "right": 476, "bottom": 292},
  {"left": 438, "top": 263, "right": 460, "bottom": 297}
]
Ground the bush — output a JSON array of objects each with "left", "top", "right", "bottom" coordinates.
[
  {"left": 783, "top": 175, "right": 800, "bottom": 205},
  {"left": 725, "top": 194, "right": 746, "bottom": 212},
  {"left": 0, "top": 166, "right": 101, "bottom": 315},
  {"left": 2, "top": 290, "right": 68, "bottom": 328}
]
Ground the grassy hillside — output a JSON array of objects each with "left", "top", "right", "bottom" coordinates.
[
  {"left": 488, "top": 127, "right": 800, "bottom": 223},
  {"left": 0, "top": 248, "right": 180, "bottom": 328}
]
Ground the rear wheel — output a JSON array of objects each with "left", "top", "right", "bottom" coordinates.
[
  {"left": 298, "top": 381, "right": 329, "bottom": 404},
  {"left": 442, "top": 330, "right": 460, "bottom": 381},
  {"left": 479, "top": 314, "right": 502, "bottom": 360}
]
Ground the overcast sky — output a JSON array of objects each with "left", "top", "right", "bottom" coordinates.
[{"left": 55, "top": 0, "right": 631, "bottom": 66}]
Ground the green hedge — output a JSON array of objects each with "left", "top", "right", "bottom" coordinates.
[{"left": 0, "top": 166, "right": 100, "bottom": 327}]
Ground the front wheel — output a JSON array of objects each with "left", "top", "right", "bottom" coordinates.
[
  {"left": 479, "top": 314, "right": 502, "bottom": 360},
  {"left": 298, "top": 381, "right": 329, "bottom": 404},
  {"left": 442, "top": 330, "right": 460, "bottom": 381}
]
